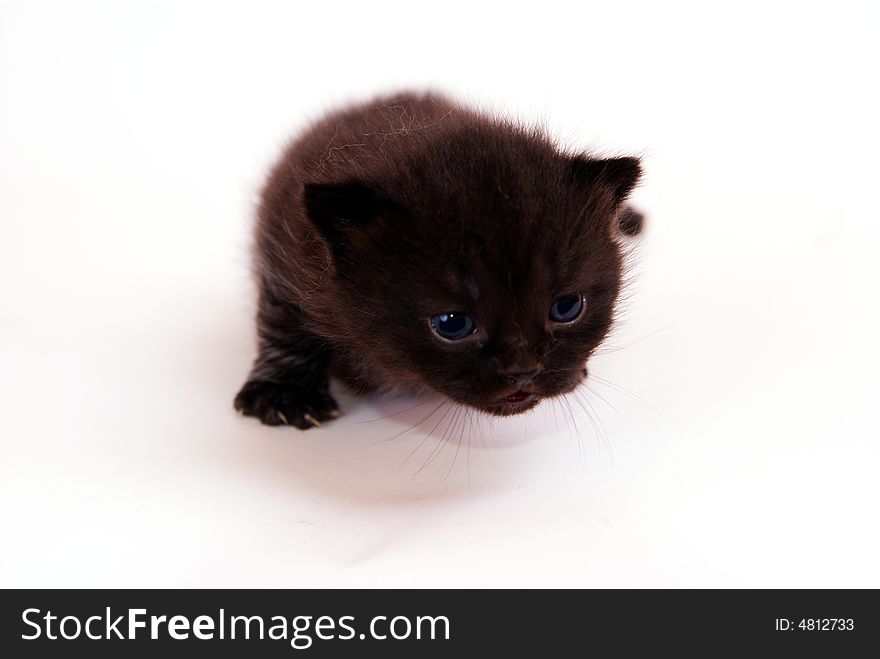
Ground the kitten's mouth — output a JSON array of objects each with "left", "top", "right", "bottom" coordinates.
[
  {"left": 483, "top": 389, "right": 539, "bottom": 415},
  {"left": 502, "top": 390, "right": 533, "bottom": 404}
]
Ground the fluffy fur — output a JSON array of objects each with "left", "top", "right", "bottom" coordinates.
[{"left": 235, "top": 92, "right": 643, "bottom": 429}]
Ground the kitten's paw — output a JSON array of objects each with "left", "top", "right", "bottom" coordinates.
[{"left": 233, "top": 380, "right": 341, "bottom": 430}]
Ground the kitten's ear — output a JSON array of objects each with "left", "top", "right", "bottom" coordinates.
[
  {"left": 302, "top": 180, "right": 387, "bottom": 257},
  {"left": 569, "top": 156, "right": 642, "bottom": 203}
]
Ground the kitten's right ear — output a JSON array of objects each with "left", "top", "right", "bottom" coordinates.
[{"left": 302, "top": 180, "right": 386, "bottom": 257}]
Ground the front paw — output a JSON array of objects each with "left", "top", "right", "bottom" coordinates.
[{"left": 233, "top": 380, "right": 341, "bottom": 430}]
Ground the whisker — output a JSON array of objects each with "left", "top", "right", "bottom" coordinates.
[
  {"left": 443, "top": 407, "right": 470, "bottom": 482},
  {"left": 466, "top": 409, "right": 474, "bottom": 489},
  {"left": 559, "top": 396, "right": 584, "bottom": 469},
  {"left": 589, "top": 374, "right": 663, "bottom": 416},
  {"left": 551, "top": 395, "right": 561, "bottom": 431},
  {"left": 398, "top": 401, "right": 454, "bottom": 469},
  {"left": 592, "top": 325, "right": 671, "bottom": 357},
  {"left": 574, "top": 388, "right": 614, "bottom": 466},
  {"left": 357, "top": 397, "right": 438, "bottom": 424},
  {"left": 416, "top": 404, "right": 463, "bottom": 474},
  {"left": 376, "top": 399, "right": 447, "bottom": 445},
  {"left": 583, "top": 381, "right": 620, "bottom": 415}
]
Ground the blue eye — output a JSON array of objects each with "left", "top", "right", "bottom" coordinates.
[
  {"left": 430, "top": 312, "right": 476, "bottom": 341},
  {"left": 549, "top": 294, "right": 584, "bottom": 323}
]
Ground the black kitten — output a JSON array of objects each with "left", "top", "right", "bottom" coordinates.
[{"left": 235, "top": 92, "right": 643, "bottom": 429}]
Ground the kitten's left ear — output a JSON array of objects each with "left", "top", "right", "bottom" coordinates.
[
  {"left": 302, "top": 179, "right": 389, "bottom": 258},
  {"left": 569, "top": 156, "right": 642, "bottom": 203}
]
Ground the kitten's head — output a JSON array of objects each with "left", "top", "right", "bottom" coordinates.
[{"left": 304, "top": 124, "right": 641, "bottom": 414}]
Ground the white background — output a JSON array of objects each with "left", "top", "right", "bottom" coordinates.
[{"left": 2, "top": 0, "right": 878, "bottom": 587}]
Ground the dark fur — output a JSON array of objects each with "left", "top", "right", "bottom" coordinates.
[{"left": 234, "top": 92, "right": 643, "bottom": 429}]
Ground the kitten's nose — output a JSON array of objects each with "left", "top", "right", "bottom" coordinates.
[{"left": 499, "top": 367, "right": 541, "bottom": 389}]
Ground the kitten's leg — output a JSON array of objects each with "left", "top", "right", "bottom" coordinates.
[{"left": 234, "top": 289, "right": 340, "bottom": 430}]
